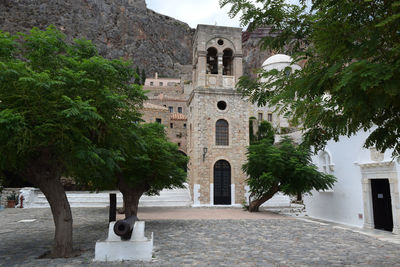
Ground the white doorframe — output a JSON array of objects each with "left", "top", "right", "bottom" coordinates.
[{"left": 360, "top": 162, "right": 400, "bottom": 234}]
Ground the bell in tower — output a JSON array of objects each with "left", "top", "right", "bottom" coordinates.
[{"left": 192, "top": 25, "right": 243, "bottom": 89}]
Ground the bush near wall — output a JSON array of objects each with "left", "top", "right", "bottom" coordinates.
[{"left": 0, "top": 188, "right": 21, "bottom": 207}]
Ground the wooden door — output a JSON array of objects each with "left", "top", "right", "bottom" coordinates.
[
  {"left": 371, "top": 179, "right": 393, "bottom": 232},
  {"left": 214, "top": 160, "right": 231, "bottom": 205}
]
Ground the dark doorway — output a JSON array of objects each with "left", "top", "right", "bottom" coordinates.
[
  {"left": 371, "top": 179, "right": 393, "bottom": 232},
  {"left": 214, "top": 160, "right": 231, "bottom": 205}
]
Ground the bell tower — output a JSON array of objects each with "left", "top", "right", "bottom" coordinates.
[
  {"left": 192, "top": 25, "right": 243, "bottom": 89},
  {"left": 187, "top": 25, "right": 249, "bottom": 206}
]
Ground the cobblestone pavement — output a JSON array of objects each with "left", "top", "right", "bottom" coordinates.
[{"left": 1, "top": 208, "right": 400, "bottom": 266}]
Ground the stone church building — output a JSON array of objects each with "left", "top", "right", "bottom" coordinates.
[
  {"left": 141, "top": 23, "right": 400, "bottom": 237},
  {"left": 141, "top": 24, "right": 294, "bottom": 207},
  {"left": 142, "top": 25, "right": 249, "bottom": 206},
  {"left": 187, "top": 25, "right": 248, "bottom": 206}
]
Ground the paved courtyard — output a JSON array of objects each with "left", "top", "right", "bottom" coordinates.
[{"left": 0, "top": 207, "right": 400, "bottom": 266}]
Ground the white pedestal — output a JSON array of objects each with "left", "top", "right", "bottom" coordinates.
[{"left": 94, "top": 221, "right": 153, "bottom": 262}]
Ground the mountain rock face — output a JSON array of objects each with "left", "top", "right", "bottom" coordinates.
[
  {"left": 0, "top": 0, "right": 194, "bottom": 77},
  {"left": 0, "top": 0, "right": 271, "bottom": 78},
  {"left": 242, "top": 27, "right": 276, "bottom": 77}
]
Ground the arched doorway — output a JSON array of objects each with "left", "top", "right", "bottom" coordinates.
[{"left": 214, "top": 160, "right": 231, "bottom": 205}]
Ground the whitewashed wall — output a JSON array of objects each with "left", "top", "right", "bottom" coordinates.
[{"left": 304, "top": 130, "right": 400, "bottom": 229}]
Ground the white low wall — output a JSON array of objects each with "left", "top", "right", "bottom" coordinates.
[{"left": 20, "top": 184, "right": 192, "bottom": 208}]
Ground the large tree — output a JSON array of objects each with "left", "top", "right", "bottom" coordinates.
[
  {"left": 243, "top": 136, "right": 336, "bottom": 212},
  {"left": 0, "top": 26, "right": 144, "bottom": 257},
  {"left": 221, "top": 0, "right": 400, "bottom": 156},
  {"left": 117, "top": 123, "right": 188, "bottom": 218}
]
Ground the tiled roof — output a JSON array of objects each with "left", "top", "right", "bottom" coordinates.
[
  {"left": 142, "top": 102, "right": 168, "bottom": 111},
  {"left": 170, "top": 112, "right": 187, "bottom": 121}
]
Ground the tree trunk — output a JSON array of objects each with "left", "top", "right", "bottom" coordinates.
[
  {"left": 118, "top": 178, "right": 146, "bottom": 218},
  {"left": 24, "top": 151, "right": 73, "bottom": 258},
  {"left": 248, "top": 184, "right": 280, "bottom": 212},
  {"left": 297, "top": 191, "right": 302, "bottom": 202},
  {"left": 37, "top": 177, "right": 73, "bottom": 257}
]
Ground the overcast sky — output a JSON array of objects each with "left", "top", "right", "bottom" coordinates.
[{"left": 146, "top": 0, "right": 242, "bottom": 29}]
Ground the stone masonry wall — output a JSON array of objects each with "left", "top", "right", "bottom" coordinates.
[
  {"left": 188, "top": 89, "right": 249, "bottom": 204},
  {"left": 141, "top": 108, "right": 170, "bottom": 126},
  {"left": 168, "top": 120, "right": 188, "bottom": 153}
]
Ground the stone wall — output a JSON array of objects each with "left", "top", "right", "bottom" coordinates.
[
  {"left": 141, "top": 106, "right": 170, "bottom": 126},
  {"left": 146, "top": 98, "right": 187, "bottom": 115},
  {"left": 168, "top": 119, "right": 188, "bottom": 153},
  {"left": 188, "top": 89, "right": 249, "bottom": 205}
]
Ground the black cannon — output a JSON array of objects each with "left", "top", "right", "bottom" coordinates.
[{"left": 113, "top": 215, "right": 139, "bottom": 240}]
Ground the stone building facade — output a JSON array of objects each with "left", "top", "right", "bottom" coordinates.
[
  {"left": 187, "top": 25, "right": 249, "bottom": 206},
  {"left": 141, "top": 102, "right": 170, "bottom": 125},
  {"left": 141, "top": 75, "right": 188, "bottom": 155}
]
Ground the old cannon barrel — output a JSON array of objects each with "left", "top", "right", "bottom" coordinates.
[{"left": 113, "top": 215, "right": 139, "bottom": 240}]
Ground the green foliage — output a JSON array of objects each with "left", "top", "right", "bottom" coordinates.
[
  {"left": 249, "top": 119, "right": 275, "bottom": 145},
  {"left": 243, "top": 137, "right": 336, "bottom": 200},
  {"left": 249, "top": 117, "right": 256, "bottom": 145},
  {"left": 0, "top": 25, "right": 145, "bottom": 188},
  {"left": 221, "top": 0, "right": 400, "bottom": 156},
  {"left": 134, "top": 66, "right": 141, "bottom": 85},
  {"left": 257, "top": 120, "right": 275, "bottom": 145},
  {"left": 133, "top": 66, "right": 147, "bottom": 85},
  {"left": 0, "top": 175, "right": 4, "bottom": 194},
  {"left": 141, "top": 69, "right": 146, "bottom": 86},
  {"left": 6, "top": 192, "right": 18, "bottom": 202},
  {"left": 119, "top": 123, "right": 188, "bottom": 195}
]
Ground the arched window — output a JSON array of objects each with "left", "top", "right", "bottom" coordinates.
[
  {"left": 216, "top": 119, "right": 229, "bottom": 146},
  {"left": 223, "top": 49, "right": 233, "bottom": 76},
  {"left": 319, "top": 151, "right": 333, "bottom": 174},
  {"left": 207, "top": 47, "right": 218, "bottom": 74}
]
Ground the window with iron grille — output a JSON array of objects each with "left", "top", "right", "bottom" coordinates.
[{"left": 216, "top": 119, "right": 229, "bottom": 146}]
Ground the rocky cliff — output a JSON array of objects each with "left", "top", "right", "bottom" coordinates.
[
  {"left": 0, "top": 0, "right": 273, "bottom": 78},
  {"left": 242, "top": 26, "right": 276, "bottom": 77},
  {"left": 0, "top": 0, "right": 194, "bottom": 77}
]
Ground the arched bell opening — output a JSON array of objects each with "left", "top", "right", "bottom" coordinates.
[
  {"left": 223, "top": 49, "right": 233, "bottom": 76},
  {"left": 207, "top": 47, "right": 218, "bottom": 74}
]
